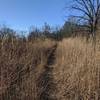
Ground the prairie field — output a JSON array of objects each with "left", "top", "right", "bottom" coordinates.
[
  {"left": 53, "top": 37, "right": 100, "bottom": 100},
  {"left": 1, "top": 0, "right": 100, "bottom": 100},
  {"left": 0, "top": 37, "right": 100, "bottom": 100},
  {"left": 0, "top": 38, "right": 56, "bottom": 100}
]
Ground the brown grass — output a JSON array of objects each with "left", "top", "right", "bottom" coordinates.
[
  {"left": 53, "top": 37, "right": 100, "bottom": 100},
  {"left": 0, "top": 37, "right": 56, "bottom": 100},
  {"left": 0, "top": 36, "right": 100, "bottom": 100}
]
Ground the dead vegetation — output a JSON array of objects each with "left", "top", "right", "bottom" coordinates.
[
  {"left": 0, "top": 37, "right": 56, "bottom": 100},
  {"left": 53, "top": 37, "right": 100, "bottom": 100},
  {"left": 0, "top": 36, "right": 100, "bottom": 100}
]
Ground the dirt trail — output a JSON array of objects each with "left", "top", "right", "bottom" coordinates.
[{"left": 37, "top": 44, "right": 57, "bottom": 100}]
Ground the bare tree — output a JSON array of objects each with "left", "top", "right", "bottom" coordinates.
[{"left": 71, "top": 0, "right": 100, "bottom": 42}]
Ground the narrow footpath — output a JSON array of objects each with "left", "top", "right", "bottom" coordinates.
[{"left": 37, "top": 44, "right": 57, "bottom": 100}]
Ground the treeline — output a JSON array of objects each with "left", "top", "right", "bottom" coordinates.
[
  {"left": 0, "top": 18, "right": 93, "bottom": 42},
  {"left": 0, "top": 0, "right": 100, "bottom": 42}
]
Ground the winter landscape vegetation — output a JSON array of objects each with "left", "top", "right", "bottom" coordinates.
[{"left": 0, "top": 0, "right": 100, "bottom": 100}]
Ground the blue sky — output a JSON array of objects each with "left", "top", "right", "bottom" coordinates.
[{"left": 0, "top": 0, "right": 71, "bottom": 31}]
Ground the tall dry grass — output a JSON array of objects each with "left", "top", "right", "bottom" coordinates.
[
  {"left": 0, "top": 35, "right": 100, "bottom": 100},
  {"left": 53, "top": 37, "right": 100, "bottom": 100},
  {"left": 0, "top": 37, "right": 55, "bottom": 100}
]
